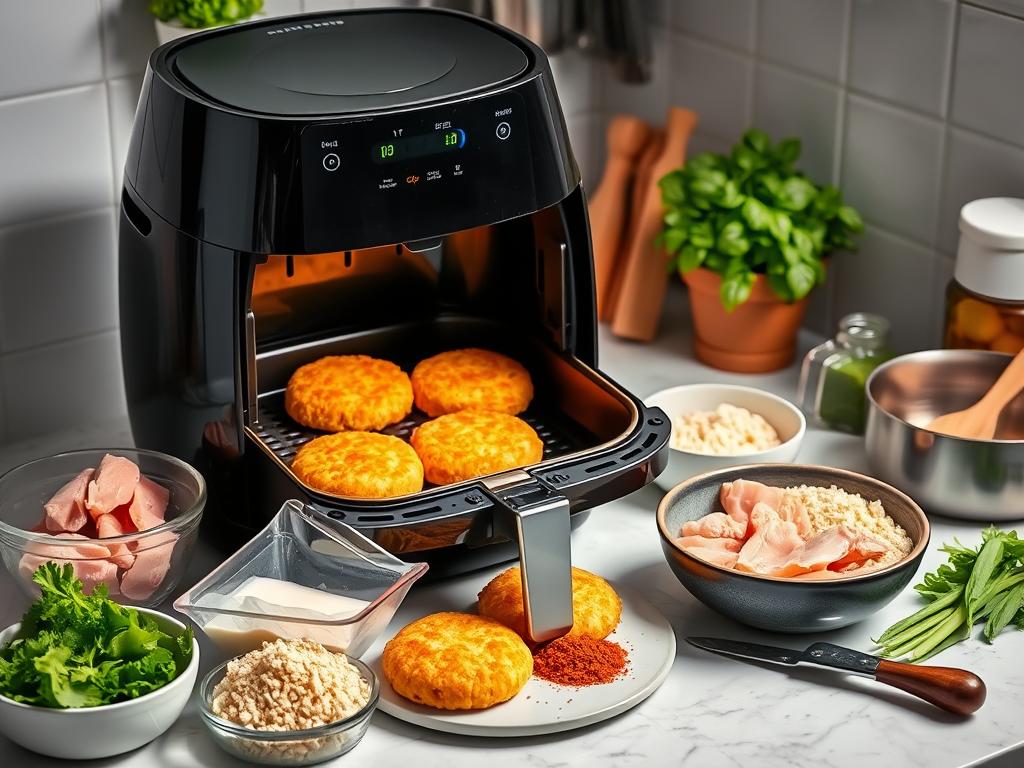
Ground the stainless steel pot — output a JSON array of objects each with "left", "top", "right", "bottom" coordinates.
[{"left": 865, "top": 350, "right": 1024, "bottom": 521}]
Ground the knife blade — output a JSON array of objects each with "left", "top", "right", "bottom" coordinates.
[{"left": 686, "top": 636, "right": 987, "bottom": 716}]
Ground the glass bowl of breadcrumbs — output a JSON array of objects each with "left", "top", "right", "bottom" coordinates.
[{"left": 199, "top": 639, "right": 379, "bottom": 766}]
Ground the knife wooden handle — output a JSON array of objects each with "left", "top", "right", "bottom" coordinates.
[{"left": 874, "top": 659, "right": 986, "bottom": 716}]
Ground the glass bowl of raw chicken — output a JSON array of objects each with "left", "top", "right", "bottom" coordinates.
[{"left": 0, "top": 448, "right": 206, "bottom": 606}]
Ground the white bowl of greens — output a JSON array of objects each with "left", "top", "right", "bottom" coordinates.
[{"left": 0, "top": 563, "right": 198, "bottom": 759}]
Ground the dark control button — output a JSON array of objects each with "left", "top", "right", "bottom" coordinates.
[
  {"left": 496, "top": 121, "right": 511, "bottom": 140},
  {"left": 322, "top": 153, "right": 340, "bottom": 172}
]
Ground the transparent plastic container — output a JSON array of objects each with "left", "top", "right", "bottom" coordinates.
[
  {"left": 797, "top": 313, "right": 894, "bottom": 435},
  {"left": 174, "top": 500, "right": 427, "bottom": 656}
]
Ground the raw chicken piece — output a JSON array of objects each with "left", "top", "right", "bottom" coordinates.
[
  {"left": 129, "top": 477, "right": 169, "bottom": 531},
  {"left": 719, "top": 479, "right": 786, "bottom": 536},
  {"left": 18, "top": 533, "right": 119, "bottom": 595},
  {"left": 43, "top": 468, "right": 94, "bottom": 533},
  {"left": 85, "top": 455, "right": 140, "bottom": 518},
  {"left": 685, "top": 548, "right": 739, "bottom": 568},
  {"left": 677, "top": 535, "right": 743, "bottom": 553},
  {"left": 95, "top": 513, "right": 136, "bottom": 569},
  {"left": 824, "top": 527, "right": 891, "bottom": 571},
  {"left": 680, "top": 512, "right": 746, "bottom": 540},
  {"left": 735, "top": 507, "right": 804, "bottom": 575},
  {"left": 119, "top": 532, "right": 178, "bottom": 601}
]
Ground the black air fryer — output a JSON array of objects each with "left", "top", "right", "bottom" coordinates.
[{"left": 118, "top": 8, "right": 668, "bottom": 639}]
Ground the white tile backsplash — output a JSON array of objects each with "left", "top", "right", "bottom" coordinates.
[
  {"left": 603, "top": 27, "right": 671, "bottom": 126},
  {"left": 550, "top": 50, "right": 599, "bottom": 118},
  {"left": 1, "top": 331, "right": 127, "bottom": 443},
  {"left": 939, "top": 129, "right": 1024, "bottom": 253},
  {"left": 671, "top": 0, "right": 758, "bottom": 52},
  {"left": 0, "top": 85, "right": 113, "bottom": 230},
  {"left": 0, "top": 210, "right": 118, "bottom": 355},
  {"left": 951, "top": 5, "right": 1024, "bottom": 148},
  {"left": 841, "top": 96, "right": 943, "bottom": 244},
  {"left": 757, "top": 0, "right": 850, "bottom": 81},
  {"left": 0, "top": 1, "right": 104, "bottom": 100},
  {"left": 99, "top": 0, "right": 159, "bottom": 80},
  {"left": 753, "top": 63, "right": 841, "bottom": 185},
  {"left": 669, "top": 33, "right": 753, "bottom": 140},
  {"left": 832, "top": 227, "right": 938, "bottom": 353},
  {"left": 848, "top": 0, "right": 955, "bottom": 117}
]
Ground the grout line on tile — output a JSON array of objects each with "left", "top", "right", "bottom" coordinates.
[
  {"left": 934, "top": 2, "right": 964, "bottom": 255},
  {"left": 0, "top": 328, "right": 121, "bottom": 366},
  {"left": 0, "top": 81, "right": 109, "bottom": 108},
  {"left": 961, "top": 0, "right": 1024, "bottom": 22},
  {"left": 95, "top": 0, "right": 110, "bottom": 82},
  {"left": 0, "top": 205, "right": 117, "bottom": 239},
  {"left": 837, "top": 0, "right": 852, "bottom": 86}
]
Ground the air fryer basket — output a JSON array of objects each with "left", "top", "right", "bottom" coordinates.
[{"left": 241, "top": 314, "right": 670, "bottom": 642}]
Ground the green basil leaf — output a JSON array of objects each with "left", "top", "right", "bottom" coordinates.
[
  {"left": 720, "top": 269, "right": 756, "bottom": 312},
  {"left": 768, "top": 210, "right": 792, "bottom": 243},
  {"left": 792, "top": 228, "right": 815, "bottom": 260},
  {"left": 838, "top": 204, "right": 864, "bottom": 231},
  {"left": 718, "top": 179, "right": 745, "bottom": 208},
  {"left": 768, "top": 271, "right": 794, "bottom": 302},
  {"left": 676, "top": 244, "right": 707, "bottom": 272},
  {"left": 658, "top": 170, "right": 686, "bottom": 206},
  {"left": 716, "top": 220, "right": 751, "bottom": 257},
  {"left": 687, "top": 152, "right": 722, "bottom": 173},
  {"left": 777, "top": 177, "right": 817, "bottom": 212},
  {"left": 663, "top": 227, "right": 687, "bottom": 254},
  {"left": 742, "top": 198, "right": 773, "bottom": 231},
  {"left": 689, "top": 221, "right": 715, "bottom": 249},
  {"left": 775, "top": 137, "right": 801, "bottom": 165},
  {"left": 743, "top": 129, "right": 771, "bottom": 156},
  {"left": 814, "top": 185, "right": 841, "bottom": 218},
  {"left": 786, "top": 262, "right": 816, "bottom": 299}
]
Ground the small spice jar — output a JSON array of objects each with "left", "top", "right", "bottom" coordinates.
[
  {"left": 797, "top": 313, "right": 893, "bottom": 435},
  {"left": 944, "top": 198, "right": 1024, "bottom": 353}
]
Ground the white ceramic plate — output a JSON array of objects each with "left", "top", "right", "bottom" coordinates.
[{"left": 368, "top": 586, "right": 676, "bottom": 737}]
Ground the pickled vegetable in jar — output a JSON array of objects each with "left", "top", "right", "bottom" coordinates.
[
  {"left": 797, "top": 313, "right": 893, "bottom": 434},
  {"left": 944, "top": 198, "right": 1024, "bottom": 353}
]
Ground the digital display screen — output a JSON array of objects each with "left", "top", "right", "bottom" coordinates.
[{"left": 372, "top": 128, "right": 466, "bottom": 164}]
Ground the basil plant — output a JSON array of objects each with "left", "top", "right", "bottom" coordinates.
[
  {"left": 659, "top": 129, "right": 863, "bottom": 312},
  {"left": 150, "top": 0, "right": 263, "bottom": 28}
]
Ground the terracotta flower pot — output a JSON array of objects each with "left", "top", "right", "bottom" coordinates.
[{"left": 682, "top": 267, "right": 813, "bottom": 373}]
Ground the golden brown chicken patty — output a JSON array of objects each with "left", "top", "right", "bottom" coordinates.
[
  {"left": 411, "top": 348, "right": 533, "bottom": 417},
  {"left": 291, "top": 432, "right": 423, "bottom": 498},
  {"left": 382, "top": 612, "right": 532, "bottom": 710},
  {"left": 285, "top": 355, "right": 413, "bottom": 432},
  {"left": 410, "top": 411, "right": 544, "bottom": 485},
  {"left": 478, "top": 566, "right": 622, "bottom": 644}
]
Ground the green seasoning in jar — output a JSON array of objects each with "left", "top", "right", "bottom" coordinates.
[{"left": 797, "top": 313, "right": 893, "bottom": 434}]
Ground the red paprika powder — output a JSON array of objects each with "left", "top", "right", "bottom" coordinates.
[{"left": 532, "top": 635, "right": 628, "bottom": 686}]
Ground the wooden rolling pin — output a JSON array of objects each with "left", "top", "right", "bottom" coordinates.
[
  {"left": 611, "top": 108, "right": 698, "bottom": 342},
  {"left": 605, "top": 127, "right": 665, "bottom": 323},
  {"left": 589, "top": 116, "right": 651, "bottom": 320}
]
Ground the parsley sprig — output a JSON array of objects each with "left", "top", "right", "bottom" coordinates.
[{"left": 0, "top": 563, "right": 193, "bottom": 708}]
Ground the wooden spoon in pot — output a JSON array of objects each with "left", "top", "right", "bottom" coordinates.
[{"left": 927, "top": 347, "right": 1024, "bottom": 439}]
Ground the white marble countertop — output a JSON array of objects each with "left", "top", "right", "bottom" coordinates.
[{"left": 1, "top": 288, "right": 1022, "bottom": 767}]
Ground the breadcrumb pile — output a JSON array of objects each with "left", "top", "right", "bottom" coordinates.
[
  {"left": 212, "top": 638, "right": 370, "bottom": 731},
  {"left": 671, "top": 403, "right": 781, "bottom": 455},
  {"left": 781, "top": 484, "right": 913, "bottom": 567}
]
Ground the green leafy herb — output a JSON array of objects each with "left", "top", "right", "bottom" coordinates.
[
  {"left": 874, "top": 528, "right": 1024, "bottom": 662},
  {"left": 0, "top": 563, "right": 192, "bottom": 708},
  {"left": 149, "top": 0, "right": 263, "bottom": 29},
  {"left": 658, "top": 129, "right": 863, "bottom": 311}
]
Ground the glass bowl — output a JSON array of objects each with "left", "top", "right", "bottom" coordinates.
[
  {"left": 174, "top": 500, "right": 427, "bottom": 657},
  {"left": 0, "top": 448, "right": 206, "bottom": 607},
  {"left": 199, "top": 655, "right": 379, "bottom": 766}
]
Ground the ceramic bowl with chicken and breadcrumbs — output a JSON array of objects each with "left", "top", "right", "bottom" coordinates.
[
  {"left": 657, "top": 464, "right": 928, "bottom": 633},
  {"left": 0, "top": 448, "right": 205, "bottom": 607}
]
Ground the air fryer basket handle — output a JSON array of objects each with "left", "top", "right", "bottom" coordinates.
[{"left": 486, "top": 482, "right": 574, "bottom": 644}]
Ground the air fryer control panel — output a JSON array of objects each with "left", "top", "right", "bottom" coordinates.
[{"left": 300, "top": 91, "right": 536, "bottom": 251}]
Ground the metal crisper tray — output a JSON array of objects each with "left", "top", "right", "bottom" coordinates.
[{"left": 252, "top": 390, "right": 591, "bottom": 490}]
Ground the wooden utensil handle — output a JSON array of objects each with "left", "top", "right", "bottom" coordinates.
[
  {"left": 874, "top": 659, "right": 986, "bottom": 716},
  {"left": 979, "top": 347, "right": 1024, "bottom": 411}
]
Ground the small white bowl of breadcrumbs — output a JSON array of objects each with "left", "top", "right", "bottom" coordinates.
[
  {"left": 199, "top": 638, "right": 379, "bottom": 766},
  {"left": 646, "top": 384, "right": 805, "bottom": 492}
]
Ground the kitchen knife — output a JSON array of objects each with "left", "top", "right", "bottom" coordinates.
[{"left": 687, "top": 636, "right": 986, "bottom": 716}]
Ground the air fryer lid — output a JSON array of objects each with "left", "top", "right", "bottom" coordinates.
[{"left": 172, "top": 10, "right": 530, "bottom": 115}]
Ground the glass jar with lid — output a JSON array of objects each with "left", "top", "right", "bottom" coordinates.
[
  {"left": 797, "top": 313, "right": 894, "bottom": 434},
  {"left": 944, "top": 198, "right": 1024, "bottom": 353}
]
